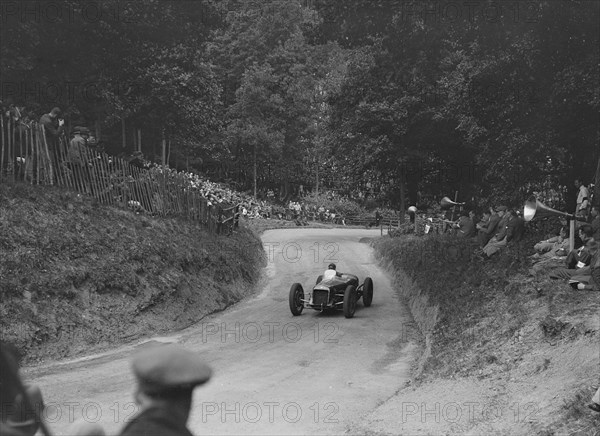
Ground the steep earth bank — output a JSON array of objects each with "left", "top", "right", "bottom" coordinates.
[
  {"left": 364, "top": 234, "right": 599, "bottom": 435},
  {"left": 0, "top": 183, "right": 266, "bottom": 364}
]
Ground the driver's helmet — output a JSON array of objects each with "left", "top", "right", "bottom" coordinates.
[{"left": 328, "top": 263, "right": 336, "bottom": 270}]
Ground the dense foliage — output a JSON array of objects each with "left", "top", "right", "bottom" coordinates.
[{"left": 1, "top": 0, "right": 598, "bottom": 210}]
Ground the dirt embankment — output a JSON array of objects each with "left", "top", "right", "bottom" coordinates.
[
  {"left": 367, "top": 234, "right": 600, "bottom": 436},
  {"left": 0, "top": 183, "right": 266, "bottom": 364}
]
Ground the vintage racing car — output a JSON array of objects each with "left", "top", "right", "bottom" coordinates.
[{"left": 288, "top": 273, "right": 373, "bottom": 318}]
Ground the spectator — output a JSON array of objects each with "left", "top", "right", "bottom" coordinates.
[
  {"left": 38, "top": 107, "right": 64, "bottom": 184},
  {"left": 532, "top": 226, "right": 570, "bottom": 262},
  {"left": 1, "top": 341, "right": 48, "bottom": 436},
  {"left": 478, "top": 206, "right": 505, "bottom": 247},
  {"left": 569, "top": 240, "right": 600, "bottom": 291},
  {"left": 481, "top": 208, "right": 522, "bottom": 258},
  {"left": 118, "top": 343, "right": 212, "bottom": 436},
  {"left": 39, "top": 107, "right": 64, "bottom": 151},
  {"left": 534, "top": 226, "right": 568, "bottom": 254},
  {"left": 454, "top": 210, "right": 476, "bottom": 238},
  {"left": 589, "top": 387, "right": 600, "bottom": 412},
  {"left": 550, "top": 224, "right": 595, "bottom": 279},
  {"left": 469, "top": 210, "right": 477, "bottom": 227},
  {"left": 575, "top": 179, "right": 590, "bottom": 219},
  {"left": 477, "top": 206, "right": 504, "bottom": 247},
  {"left": 590, "top": 205, "right": 599, "bottom": 240},
  {"left": 68, "top": 127, "right": 92, "bottom": 194}
]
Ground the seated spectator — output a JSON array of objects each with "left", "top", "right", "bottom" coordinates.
[
  {"left": 549, "top": 224, "right": 595, "bottom": 279},
  {"left": 589, "top": 387, "right": 600, "bottom": 412},
  {"left": 477, "top": 206, "right": 506, "bottom": 249},
  {"left": 476, "top": 209, "right": 491, "bottom": 232},
  {"left": 481, "top": 208, "right": 521, "bottom": 258},
  {"left": 590, "top": 205, "right": 599, "bottom": 240},
  {"left": 569, "top": 240, "right": 600, "bottom": 291},
  {"left": 533, "top": 226, "right": 569, "bottom": 255},
  {"left": 454, "top": 210, "right": 476, "bottom": 238},
  {"left": 477, "top": 206, "right": 504, "bottom": 247}
]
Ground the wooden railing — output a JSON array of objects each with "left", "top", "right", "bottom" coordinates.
[{"left": 0, "top": 117, "right": 235, "bottom": 234}]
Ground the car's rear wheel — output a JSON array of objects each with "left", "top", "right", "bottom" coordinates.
[
  {"left": 363, "top": 277, "right": 373, "bottom": 307},
  {"left": 316, "top": 275, "right": 323, "bottom": 285},
  {"left": 289, "top": 283, "right": 304, "bottom": 316},
  {"left": 343, "top": 285, "right": 357, "bottom": 318}
]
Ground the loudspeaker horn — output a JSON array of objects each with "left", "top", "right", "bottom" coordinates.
[
  {"left": 440, "top": 197, "right": 465, "bottom": 209},
  {"left": 523, "top": 197, "right": 573, "bottom": 222}
]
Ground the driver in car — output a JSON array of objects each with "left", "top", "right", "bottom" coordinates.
[{"left": 323, "top": 263, "right": 342, "bottom": 281}]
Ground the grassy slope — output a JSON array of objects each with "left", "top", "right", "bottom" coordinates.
[
  {"left": 0, "top": 183, "right": 266, "bottom": 364},
  {"left": 373, "top": 233, "right": 600, "bottom": 435}
]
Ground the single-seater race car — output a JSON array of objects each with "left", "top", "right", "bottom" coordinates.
[{"left": 288, "top": 272, "right": 373, "bottom": 318}]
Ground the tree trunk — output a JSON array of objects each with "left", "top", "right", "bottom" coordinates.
[
  {"left": 253, "top": 142, "right": 257, "bottom": 199},
  {"left": 121, "top": 118, "right": 126, "bottom": 149},
  {"left": 595, "top": 154, "right": 600, "bottom": 204},
  {"left": 399, "top": 175, "right": 406, "bottom": 217},
  {"left": 166, "top": 139, "right": 171, "bottom": 166},
  {"left": 315, "top": 155, "right": 319, "bottom": 196},
  {"left": 161, "top": 130, "right": 166, "bottom": 166}
]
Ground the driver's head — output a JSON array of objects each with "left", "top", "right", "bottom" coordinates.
[{"left": 328, "top": 263, "right": 336, "bottom": 270}]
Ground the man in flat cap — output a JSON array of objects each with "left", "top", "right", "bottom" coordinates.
[
  {"left": 68, "top": 127, "right": 92, "bottom": 194},
  {"left": 119, "top": 343, "right": 212, "bottom": 436}
]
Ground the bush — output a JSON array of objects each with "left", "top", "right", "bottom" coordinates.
[{"left": 300, "top": 192, "right": 364, "bottom": 216}]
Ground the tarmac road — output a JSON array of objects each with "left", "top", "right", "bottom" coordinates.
[{"left": 25, "top": 228, "right": 418, "bottom": 435}]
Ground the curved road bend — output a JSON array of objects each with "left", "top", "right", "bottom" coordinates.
[{"left": 25, "top": 228, "right": 418, "bottom": 435}]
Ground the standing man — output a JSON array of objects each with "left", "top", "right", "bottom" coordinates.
[
  {"left": 38, "top": 107, "right": 64, "bottom": 184},
  {"left": 575, "top": 179, "right": 590, "bottom": 220},
  {"left": 39, "top": 107, "right": 64, "bottom": 150},
  {"left": 119, "top": 343, "right": 212, "bottom": 436},
  {"left": 68, "top": 127, "right": 91, "bottom": 194}
]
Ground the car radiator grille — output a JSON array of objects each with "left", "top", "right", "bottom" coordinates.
[{"left": 312, "top": 290, "right": 329, "bottom": 306}]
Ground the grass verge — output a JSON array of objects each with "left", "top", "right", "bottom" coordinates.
[
  {"left": 373, "top": 233, "right": 600, "bottom": 434},
  {"left": 0, "top": 183, "right": 266, "bottom": 364}
]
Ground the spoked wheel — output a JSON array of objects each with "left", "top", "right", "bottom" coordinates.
[
  {"left": 343, "top": 285, "right": 357, "bottom": 318},
  {"left": 289, "top": 283, "right": 304, "bottom": 316},
  {"left": 363, "top": 277, "right": 373, "bottom": 307}
]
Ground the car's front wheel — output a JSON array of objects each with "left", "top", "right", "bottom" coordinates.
[
  {"left": 363, "top": 277, "right": 373, "bottom": 307},
  {"left": 343, "top": 285, "right": 357, "bottom": 318},
  {"left": 289, "top": 283, "right": 304, "bottom": 316}
]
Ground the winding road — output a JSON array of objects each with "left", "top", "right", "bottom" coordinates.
[{"left": 25, "top": 228, "right": 418, "bottom": 435}]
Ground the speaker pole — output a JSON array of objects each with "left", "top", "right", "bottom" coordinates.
[{"left": 569, "top": 218, "right": 575, "bottom": 252}]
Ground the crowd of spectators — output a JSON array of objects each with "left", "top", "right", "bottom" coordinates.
[{"left": 530, "top": 195, "right": 600, "bottom": 291}]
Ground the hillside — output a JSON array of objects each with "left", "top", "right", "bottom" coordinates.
[
  {"left": 0, "top": 183, "right": 266, "bottom": 364},
  {"left": 362, "top": 235, "right": 600, "bottom": 435}
]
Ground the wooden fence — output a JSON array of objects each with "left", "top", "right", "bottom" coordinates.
[{"left": 0, "top": 117, "right": 236, "bottom": 234}]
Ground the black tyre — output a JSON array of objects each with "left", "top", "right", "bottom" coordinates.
[
  {"left": 363, "top": 277, "right": 373, "bottom": 307},
  {"left": 343, "top": 285, "right": 357, "bottom": 318},
  {"left": 289, "top": 283, "right": 304, "bottom": 316},
  {"left": 316, "top": 275, "right": 323, "bottom": 285}
]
